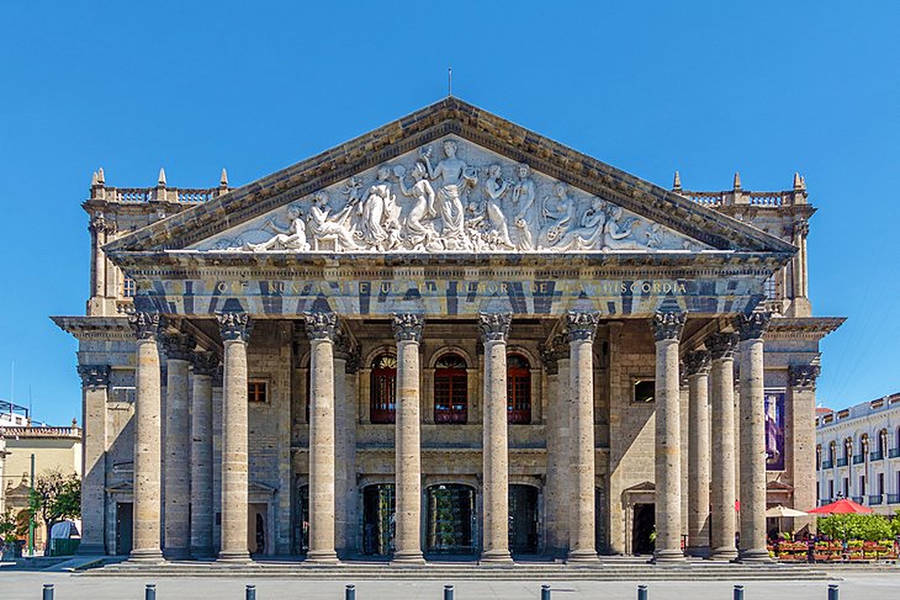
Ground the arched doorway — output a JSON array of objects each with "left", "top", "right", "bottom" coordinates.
[
  {"left": 426, "top": 484, "right": 476, "bottom": 555},
  {"left": 508, "top": 484, "right": 539, "bottom": 554},
  {"left": 362, "top": 483, "right": 395, "bottom": 556}
]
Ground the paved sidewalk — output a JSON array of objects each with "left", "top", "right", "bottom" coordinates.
[{"left": 0, "top": 571, "right": 898, "bottom": 600}]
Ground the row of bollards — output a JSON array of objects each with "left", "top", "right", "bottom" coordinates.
[{"left": 37, "top": 582, "right": 843, "bottom": 598}]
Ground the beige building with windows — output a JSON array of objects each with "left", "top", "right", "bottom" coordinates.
[{"left": 53, "top": 99, "right": 842, "bottom": 563}]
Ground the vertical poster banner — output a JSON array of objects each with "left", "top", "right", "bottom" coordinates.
[{"left": 764, "top": 390, "right": 786, "bottom": 471}]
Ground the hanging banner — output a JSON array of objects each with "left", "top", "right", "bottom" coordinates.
[{"left": 765, "top": 390, "right": 786, "bottom": 471}]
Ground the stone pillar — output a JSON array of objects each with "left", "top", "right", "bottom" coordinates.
[
  {"left": 128, "top": 311, "right": 163, "bottom": 562},
  {"left": 88, "top": 215, "right": 107, "bottom": 300},
  {"left": 190, "top": 351, "right": 218, "bottom": 557},
  {"left": 333, "top": 331, "right": 359, "bottom": 556},
  {"left": 737, "top": 312, "right": 772, "bottom": 562},
  {"left": 303, "top": 312, "right": 339, "bottom": 563},
  {"left": 683, "top": 350, "right": 711, "bottom": 556},
  {"left": 789, "top": 364, "right": 820, "bottom": 533},
  {"left": 566, "top": 311, "right": 600, "bottom": 563},
  {"left": 217, "top": 312, "right": 252, "bottom": 562},
  {"left": 651, "top": 311, "right": 686, "bottom": 562},
  {"left": 708, "top": 332, "right": 738, "bottom": 560},
  {"left": 540, "top": 335, "right": 568, "bottom": 555},
  {"left": 161, "top": 328, "right": 195, "bottom": 559},
  {"left": 76, "top": 364, "right": 111, "bottom": 554},
  {"left": 478, "top": 313, "right": 513, "bottom": 563},
  {"left": 391, "top": 314, "right": 425, "bottom": 563}
]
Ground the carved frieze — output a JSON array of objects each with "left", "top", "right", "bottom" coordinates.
[
  {"left": 391, "top": 313, "right": 424, "bottom": 343},
  {"left": 217, "top": 312, "right": 252, "bottom": 342},
  {"left": 193, "top": 137, "right": 708, "bottom": 255},
  {"left": 651, "top": 311, "right": 686, "bottom": 342},
  {"left": 478, "top": 312, "right": 512, "bottom": 343},
  {"left": 77, "top": 364, "right": 110, "bottom": 389}
]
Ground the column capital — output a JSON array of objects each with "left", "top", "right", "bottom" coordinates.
[
  {"left": 566, "top": 311, "right": 600, "bottom": 342},
  {"left": 538, "top": 334, "right": 567, "bottom": 375},
  {"left": 77, "top": 364, "right": 110, "bottom": 389},
  {"left": 652, "top": 311, "right": 686, "bottom": 342},
  {"left": 789, "top": 364, "right": 820, "bottom": 390},
  {"left": 217, "top": 312, "right": 252, "bottom": 342},
  {"left": 392, "top": 313, "right": 424, "bottom": 343},
  {"left": 191, "top": 350, "right": 219, "bottom": 377},
  {"left": 478, "top": 312, "right": 511, "bottom": 343},
  {"left": 683, "top": 350, "right": 711, "bottom": 378},
  {"left": 735, "top": 311, "right": 772, "bottom": 341},
  {"left": 706, "top": 331, "right": 739, "bottom": 360},
  {"left": 333, "top": 328, "right": 360, "bottom": 371},
  {"left": 303, "top": 311, "right": 337, "bottom": 341},
  {"left": 128, "top": 311, "right": 161, "bottom": 341},
  {"left": 160, "top": 331, "right": 196, "bottom": 361}
]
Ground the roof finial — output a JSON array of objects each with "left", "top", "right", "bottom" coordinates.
[
  {"left": 793, "top": 172, "right": 804, "bottom": 190},
  {"left": 220, "top": 168, "right": 228, "bottom": 187},
  {"left": 732, "top": 171, "right": 741, "bottom": 191},
  {"left": 91, "top": 171, "right": 99, "bottom": 186},
  {"left": 672, "top": 170, "right": 682, "bottom": 192},
  {"left": 97, "top": 167, "right": 105, "bottom": 184},
  {"left": 157, "top": 167, "right": 167, "bottom": 187},
  {"left": 448, "top": 66, "right": 452, "bottom": 96}
]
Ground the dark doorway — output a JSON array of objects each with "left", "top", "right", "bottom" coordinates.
[
  {"left": 426, "top": 484, "right": 476, "bottom": 554},
  {"left": 115, "top": 502, "right": 133, "bottom": 555},
  {"left": 632, "top": 503, "right": 655, "bottom": 555},
  {"left": 508, "top": 485, "right": 539, "bottom": 554},
  {"left": 362, "top": 484, "right": 395, "bottom": 555},
  {"left": 296, "top": 484, "right": 309, "bottom": 554}
]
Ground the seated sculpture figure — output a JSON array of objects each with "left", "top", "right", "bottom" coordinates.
[
  {"left": 246, "top": 204, "right": 310, "bottom": 252},
  {"left": 397, "top": 161, "right": 442, "bottom": 252},
  {"left": 307, "top": 191, "right": 360, "bottom": 251}
]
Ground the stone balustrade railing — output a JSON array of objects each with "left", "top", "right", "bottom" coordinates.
[
  {"left": 681, "top": 188, "right": 806, "bottom": 209},
  {"left": 90, "top": 184, "right": 227, "bottom": 204}
]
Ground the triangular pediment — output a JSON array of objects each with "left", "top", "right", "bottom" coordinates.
[{"left": 106, "top": 97, "right": 794, "bottom": 258}]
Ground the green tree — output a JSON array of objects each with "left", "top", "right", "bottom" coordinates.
[
  {"left": 818, "top": 514, "right": 893, "bottom": 542},
  {"left": 0, "top": 509, "right": 18, "bottom": 545},
  {"left": 29, "top": 470, "right": 81, "bottom": 551}
]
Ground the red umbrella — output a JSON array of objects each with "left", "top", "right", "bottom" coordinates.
[{"left": 807, "top": 498, "right": 873, "bottom": 514}]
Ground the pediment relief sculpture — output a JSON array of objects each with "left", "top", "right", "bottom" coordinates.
[{"left": 192, "top": 137, "right": 709, "bottom": 254}]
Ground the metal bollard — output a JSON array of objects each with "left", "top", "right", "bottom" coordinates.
[
  {"left": 246, "top": 584, "right": 256, "bottom": 600},
  {"left": 145, "top": 583, "right": 156, "bottom": 600},
  {"left": 42, "top": 584, "right": 54, "bottom": 600},
  {"left": 828, "top": 584, "right": 839, "bottom": 600},
  {"left": 733, "top": 584, "right": 744, "bottom": 600},
  {"left": 345, "top": 584, "right": 356, "bottom": 600},
  {"left": 443, "top": 584, "right": 454, "bottom": 600},
  {"left": 637, "top": 584, "right": 648, "bottom": 600},
  {"left": 541, "top": 583, "right": 551, "bottom": 600}
]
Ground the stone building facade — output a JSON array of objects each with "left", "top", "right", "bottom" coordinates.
[
  {"left": 53, "top": 98, "right": 843, "bottom": 562},
  {"left": 816, "top": 393, "right": 900, "bottom": 515}
]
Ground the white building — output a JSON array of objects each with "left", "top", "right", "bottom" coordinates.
[{"left": 816, "top": 393, "right": 900, "bottom": 515}]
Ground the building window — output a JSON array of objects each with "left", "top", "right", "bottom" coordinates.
[
  {"left": 507, "top": 354, "right": 531, "bottom": 424},
  {"left": 248, "top": 380, "right": 267, "bottom": 403},
  {"left": 816, "top": 446, "right": 822, "bottom": 470},
  {"left": 633, "top": 380, "right": 655, "bottom": 403},
  {"left": 828, "top": 480, "right": 834, "bottom": 500},
  {"left": 859, "top": 475, "right": 866, "bottom": 497},
  {"left": 122, "top": 278, "right": 136, "bottom": 297},
  {"left": 434, "top": 353, "right": 468, "bottom": 424},
  {"left": 829, "top": 442, "right": 836, "bottom": 464},
  {"left": 370, "top": 354, "right": 397, "bottom": 424},
  {"left": 763, "top": 275, "right": 776, "bottom": 300},
  {"left": 843, "top": 477, "right": 849, "bottom": 498},
  {"left": 878, "top": 472, "right": 885, "bottom": 496}
]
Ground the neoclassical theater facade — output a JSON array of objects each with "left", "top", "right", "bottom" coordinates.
[{"left": 54, "top": 98, "right": 843, "bottom": 563}]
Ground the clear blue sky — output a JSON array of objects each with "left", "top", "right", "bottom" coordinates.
[{"left": 1, "top": 1, "right": 897, "bottom": 424}]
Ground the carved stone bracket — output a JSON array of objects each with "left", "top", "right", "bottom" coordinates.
[
  {"left": 77, "top": 364, "right": 111, "bottom": 389},
  {"left": 706, "top": 332, "right": 739, "bottom": 360},
  {"left": 89, "top": 214, "right": 116, "bottom": 236},
  {"left": 683, "top": 350, "right": 711, "bottom": 377},
  {"left": 478, "top": 312, "right": 512, "bottom": 343},
  {"left": 303, "top": 311, "right": 337, "bottom": 341},
  {"left": 789, "top": 364, "right": 820, "bottom": 390},
  {"left": 191, "top": 350, "right": 220, "bottom": 377},
  {"left": 217, "top": 312, "right": 252, "bottom": 342},
  {"left": 651, "top": 311, "right": 686, "bottom": 342},
  {"left": 391, "top": 313, "right": 424, "bottom": 343},
  {"left": 566, "top": 312, "right": 600, "bottom": 342},
  {"left": 736, "top": 311, "right": 772, "bottom": 341},
  {"left": 128, "top": 311, "right": 161, "bottom": 341},
  {"left": 160, "top": 331, "right": 196, "bottom": 362}
]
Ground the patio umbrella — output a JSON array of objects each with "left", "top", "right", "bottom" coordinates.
[
  {"left": 766, "top": 505, "right": 809, "bottom": 518},
  {"left": 807, "top": 498, "right": 872, "bottom": 514}
]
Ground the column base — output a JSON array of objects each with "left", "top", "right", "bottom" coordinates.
[
  {"left": 653, "top": 549, "right": 686, "bottom": 563},
  {"left": 217, "top": 550, "right": 251, "bottom": 563},
  {"left": 391, "top": 550, "right": 425, "bottom": 565},
  {"left": 128, "top": 548, "right": 164, "bottom": 563},
  {"left": 566, "top": 549, "right": 600, "bottom": 564},
  {"left": 709, "top": 547, "right": 738, "bottom": 561},
  {"left": 738, "top": 547, "right": 772, "bottom": 563},
  {"left": 305, "top": 550, "right": 340, "bottom": 564},
  {"left": 479, "top": 549, "right": 514, "bottom": 565},
  {"left": 76, "top": 543, "right": 106, "bottom": 555}
]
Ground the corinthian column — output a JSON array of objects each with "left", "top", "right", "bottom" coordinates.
[
  {"left": 190, "top": 350, "right": 218, "bottom": 557},
  {"left": 303, "top": 312, "right": 339, "bottom": 563},
  {"left": 161, "top": 327, "right": 195, "bottom": 559},
  {"left": 76, "top": 364, "right": 110, "bottom": 554},
  {"left": 566, "top": 311, "right": 600, "bottom": 563},
  {"left": 217, "top": 312, "right": 252, "bottom": 562},
  {"left": 479, "top": 312, "right": 513, "bottom": 563},
  {"left": 128, "top": 311, "right": 163, "bottom": 562},
  {"left": 391, "top": 314, "right": 425, "bottom": 564},
  {"left": 651, "top": 311, "right": 686, "bottom": 562},
  {"left": 788, "top": 364, "right": 820, "bottom": 533},
  {"left": 683, "top": 350, "right": 711, "bottom": 556},
  {"left": 737, "top": 311, "right": 772, "bottom": 562},
  {"left": 707, "top": 332, "right": 739, "bottom": 560}
]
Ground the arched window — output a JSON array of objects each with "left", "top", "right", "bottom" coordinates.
[
  {"left": 816, "top": 445, "right": 822, "bottom": 470},
  {"left": 370, "top": 354, "right": 397, "bottom": 424},
  {"left": 434, "top": 353, "right": 468, "bottom": 424},
  {"left": 829, "top": 441, "right": 836, "bottom": 464},
  {"left": 879, "top": 429, "right": 888, "bottom": 456},
  {"left": 507, "top": 354, "right": 531, "bottom": 424}
]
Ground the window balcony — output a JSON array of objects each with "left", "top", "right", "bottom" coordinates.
[
  {"left": 869, "top": 495, "right": 884, "bottom": 505},
  {"left": 889, "top": 448, "right": 900, "bottom": 458},
  {"left": 887, "top": 494, "right": 900, "bottom": 504},
  {"left": 870, "top": 451, "right": 884, "bottom": 461},
  {"left": 851, "top": 495, "right": 864, "bottom": 504},
  {"left": 836, "top": 458, "right": 848, "bottom": 467},
  {"left": 852, "top": 454, "right": 865, "bottom": 465},
  {"left": 821, "top": 460, "right": 833, "bottom": 469}
]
